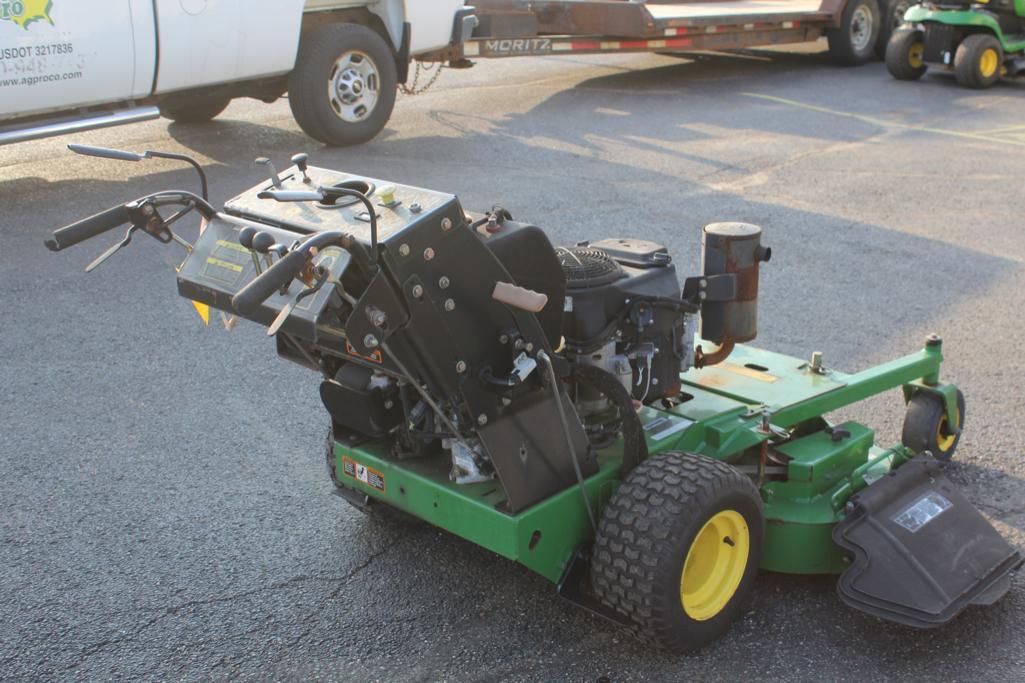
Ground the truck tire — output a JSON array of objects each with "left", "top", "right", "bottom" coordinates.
[
  {"left": 886, "top": 28, "right": 927, "bottom": 80},
  {"left": 827, "top": 0, "right": 881, "bottom": 66},
  {"left": 591, "top": 452, "right": 763, "bottom": 653},
  {"left": 875, "top": 0, "right": 914, "bottom": 59},
  {"left": 288, "top": 23, "right": 398, "bottom": 147},
  {"left": 954, "top": 34, "right": 1003, "bottom": 89},
  {"left": 158, "top": 93, "right": 231, "bottom": 123}
]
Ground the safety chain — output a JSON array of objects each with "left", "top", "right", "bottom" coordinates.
[{"left": 399, "top": 61, "right": 444, "bottom": 95}]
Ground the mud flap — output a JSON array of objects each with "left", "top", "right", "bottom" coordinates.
[{"left": 834, "top": 456, "right": 1022, "bottom": 628}]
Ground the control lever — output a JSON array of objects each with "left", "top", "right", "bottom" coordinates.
[
  {"left": 259, "top": 187, "right": 381, "bottom": 265},
  {"left": 291, "top": 153, "right": 312, "bottom": 184},
  {"left": 85, "top": 226, "right": 138, "bottom": 272},
  {"left": 266, "top": 266, "right": 329, "bottom": 337},
  {"left": 237, "top": 226, "right": 264, "bottom": 275},
  {"left": 256, "top": 157, "right": 282, "bottom": 188}
]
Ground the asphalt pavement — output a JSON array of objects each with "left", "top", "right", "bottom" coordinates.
[{"left": 2, "top": 43, "right": 1024, "bottom": 681}]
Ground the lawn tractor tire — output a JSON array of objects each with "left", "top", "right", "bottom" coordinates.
[
  {"left": 954, "top": 34, "right": 1003, "bottom": 89},
  {"left": 158, "top": 93, "right": 231, "bottom": 123},
  {"left": 591, "top": 452, "right": 763, "bottom": 653},
  {"left": 827, "top": 0, "right": 881, "bottom": 66},
  {"left": 886, "top": 28, "right": 927, "bottom": 80},
  {"left": 288, "top": 22, "right": 398, "bottom": 147},
  {"left": 901, "top": 389, "right": 966, "bottom": 461}
]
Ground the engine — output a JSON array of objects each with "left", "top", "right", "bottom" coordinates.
[{"left": 176, "top": 161, "right": 769, "bottom": 513}]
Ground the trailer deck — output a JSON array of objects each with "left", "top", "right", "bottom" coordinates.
[{"left": 457, "top": 0, "right": 848, "bottom": 59}]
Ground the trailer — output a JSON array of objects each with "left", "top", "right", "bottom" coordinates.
[{"left": 429, "top": 0, "right": 906, "bottom": 67}]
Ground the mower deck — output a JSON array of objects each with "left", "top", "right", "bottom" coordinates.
[{"left": 333, "top": 340, "right": 959, "bottom": 581}]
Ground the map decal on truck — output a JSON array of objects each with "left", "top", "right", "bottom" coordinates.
[{"left": 1, "top": 0, "right": 54, "bottom": 30}]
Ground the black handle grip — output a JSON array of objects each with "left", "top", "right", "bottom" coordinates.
[
  {"left": 45, "top": 204, "right": 132, "bottom": 252},
  {"left": 231, "top": 249, "right": 309, "bottom": 316}
]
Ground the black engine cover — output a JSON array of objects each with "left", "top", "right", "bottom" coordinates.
[{"left": 560, "top": 238, "right": 686, "bottom": 401}]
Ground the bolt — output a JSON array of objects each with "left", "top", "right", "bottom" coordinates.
[
  {"left": 525, "top": 342, "right": 534, "bottom": 352},
  {"left": 364, "top": 334, "right": 379, "bottom": 349},
  {"left": 698, "top": 291, "right": 707, "bottom": 300},
  {"left": 367, "top": 307, "right": 387, "bottom": 328},
  {"left": 456, "top": 360, "right": 467, "bottom": 374},
  {"left": 515, "top": 339, "right": 525, "bottom": 350},
  {"left": 499, "top": 334, "right": 510, "bottom": 344},
  {"left": 410, "top": 203, "right": 422, "bottom": 214},
  {"left": 442, "top": 218, "right": 453, "bottom": 231},
  {"left": 438, "top": 276, "right": 450, "bottom": 289},
  {"left": 411, "top": 284, "right": 424, "bottom": 299},
  {"left": 444, "top": 299, "right": 456, "bottom": 312},
  {"left": 384, "top": 400, "right": 394, "bottom": 410},
  {"left": 700, "top": 278, "right": 707, "bottom": 288},
  {"left": 652, "top": 377, "right": 659, "bottom": 385},
  {"left": 477, "top": 414, "right": 488, "bottom": 426},
  {"left": 399, "top": 244, "right": 410, "bottom": 257},
  {"left": 423, "top": 247, "right": 435, "bottom": 261},
  {"left": 925, "top": 333, "right": 942, "bottom": 347},
  {"left": 811, "top": 351, "right": 823, "bottom": 371}
]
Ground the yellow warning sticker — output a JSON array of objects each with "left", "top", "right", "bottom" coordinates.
[{"left": 342, "top": 456, "right": 386, "bottom": 493}]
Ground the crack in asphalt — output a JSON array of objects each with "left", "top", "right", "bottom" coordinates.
[{"left": 61, "top": 531, "right": 413, "bottom": 674}]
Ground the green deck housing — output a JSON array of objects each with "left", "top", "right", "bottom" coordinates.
[{"left": 332, "top": 339, "right": 958, "bottom": 583}]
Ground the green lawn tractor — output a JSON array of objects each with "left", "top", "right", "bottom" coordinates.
[
  {"left": 46, "top": 145, "right": 1022, "bottom": 653},
  {"left": 886, "top": 0, "right": 1025, "bottom": 87}
]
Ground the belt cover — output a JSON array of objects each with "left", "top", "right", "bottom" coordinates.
[{"left": 834, "top": 456, "right": 1022, "bottom": 628}]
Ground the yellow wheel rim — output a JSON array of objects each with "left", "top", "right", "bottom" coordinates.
[
  {"left": 979, "top": 48, "right": 999, "bottom": 78},
  {"left": 908, "top": 43, "right": 924, "bottom": 68},
  {"left": 680, "top": 510, "right": 750, "bottom": 621},
  {"left": 936, "top": 413, "right": 957, "bottom": 452}
]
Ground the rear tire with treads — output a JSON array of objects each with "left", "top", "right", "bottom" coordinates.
[{"left": 591, "top": 452, "right": 763, "bottom": 652}]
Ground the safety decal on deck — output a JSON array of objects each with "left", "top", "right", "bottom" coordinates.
[
  {"left": 342, "top": 456, "right": 385, "bottom": 493},
  {"left": 892, "top": 492, "right": 952, "bottom": 533}
]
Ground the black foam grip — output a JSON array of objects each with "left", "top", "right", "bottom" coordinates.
[
  {"left": 45, "top": 204, "right": 132, "bottom": 251},
  {"left": 231, "top": 249, "right": 308, "bottom": 316}
]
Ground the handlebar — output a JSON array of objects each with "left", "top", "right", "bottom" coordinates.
[
  {"left": 45, "top": 204, "right": 132, "bottom": 252},
  {"left": 231, "top": 230, "right": 357, "bottom": 316}
]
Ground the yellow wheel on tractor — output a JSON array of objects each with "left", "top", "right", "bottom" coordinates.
[
  {"left": 955, "top": 34, "right": 1003, "bottom": 88},
  {"left": 901, "top": 389, "right": 966, "bottom": 461},
  {"left": 886, "top": 28, "right": 928, "bottom": 80},
  {"left": 591, "top": 452, "right": 763, "bottom": 652}
]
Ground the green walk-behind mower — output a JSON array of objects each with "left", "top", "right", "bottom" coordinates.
[
  {"left": 886, "top": 0, "right": 1025, "bottom": 87},
  {"left": 46, "top": 145, "right": 1021, "bottom": 652}
]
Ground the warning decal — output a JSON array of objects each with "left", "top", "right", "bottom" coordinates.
[
  {"left": 893, "top": 492, "right": 952, "bottom": 533},
  {"left": 342, "top": 456, "right": 385, "bottom": 493}
]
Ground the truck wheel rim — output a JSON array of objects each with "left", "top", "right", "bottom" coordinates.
[
  {"left": 850, "top": 5, "right": 873, "bottom": 51},
  {"left": 328, "top": 50, "right": 380, "bottom": 123},
  {"left": 979, "top": 49, "right": 999, "bottom": 78},
  {"left": 891, "top": 1, "right": 912, "bottom": 28},
  {"left": 680, "top": 509, "right": 749, "bottom": 621}
]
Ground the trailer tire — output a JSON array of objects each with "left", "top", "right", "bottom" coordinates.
[
  {"left": 954, "top": 34, "right": 1003, "bottom": 89},
  {"left": 886, "top": 28, "right": 927, "bottom": 80},
  {"left": 902, "top": 389, "right": 965, "bottom": 461},
  {"left": 591, "top": 452, "right": 763, "bottom": 653},
  {"left": 289, "top": 23, "right": 397, "bottom": 147},
  {"left": 827, "top": 0, "right": 881, "bottom": 66},
  {"left": 875, "top": 0, "right": 914, "bottom": 59},
  {"left": 158, "top": 93, "right": 231, "bottom": 123}
]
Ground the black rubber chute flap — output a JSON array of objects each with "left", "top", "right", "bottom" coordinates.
[{"left": 834, "top": 456, "right": 1022, "bottom": 628}]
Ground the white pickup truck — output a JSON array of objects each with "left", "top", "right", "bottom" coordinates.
[{"left": 0, "top": 0, "right": 474, "bottom": 146}]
